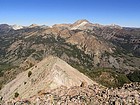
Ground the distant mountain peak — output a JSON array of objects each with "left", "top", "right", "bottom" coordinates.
[
  {"left": 29, "top": 24, "right": 39, "bottom": 28},
  {"left": 11, "top": 24, "right": 23, "bottom": 30},
  {"left": 71, "top": 19, "right": 91, "bottom": 30},
  {"left": 0, "top": 24, "right": 12, "bottom": 33},
  {"left": 106, "top": 24, "right": 122, "bottom": 29},
  {"left": 73, "top": 19, "right": 90, "bottom": 25},
  {"left": 0, "top": 24, "right": 11, "bottom": 29}
]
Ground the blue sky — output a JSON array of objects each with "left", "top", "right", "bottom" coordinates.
[{"left": 0, "top": 0, "right": 140, "bottom": 27}]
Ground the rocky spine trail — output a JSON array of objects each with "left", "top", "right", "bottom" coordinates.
[{"left": 0, "top": 56, "right": 96, "bottom": 102}]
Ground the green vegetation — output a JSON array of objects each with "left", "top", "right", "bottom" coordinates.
[
  {"left": 32, "top": 50, "right": 44, "bottom": 61},
  {"left": 0, "top": 34, "right": 138, "bottom": 89},
  {"left": 127, "top": 71, "right": 140, "bottom": 82},
  {"left": 53, "top": 43, "right": 93, "bottom": 70},
  {"left": 27, "top": 35, "right": 94, "bottom": 70},
  {"left": 0, "top": 63, "right": 19, "bottom": 90},
  {"left": 0, "top": 63, "right": 13, "bottom": 71},
  {"left": 87, "top": 68, "right": 130, "bottom": 87},
  {"left": 14, "top": 92, "right": 19, "bottom": 98},
  {"left": 24, "top": 49, "right": 36, "bottom": 57},
  {"left": 0, "top": 63, "right": 16, "bottom": 77},
  {"left": 28, "top": 71, "right": 32, "bottom": 77},
  {"left": 71, "top": 65, "right": 130, "bottom": 87}
]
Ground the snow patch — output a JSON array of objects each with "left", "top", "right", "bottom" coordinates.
[
  {"left": 71, "top": 21, "right": 88, "bottom": 30},
  {"left": 11, "top": 25, "right": 23, "bottom": 30}
]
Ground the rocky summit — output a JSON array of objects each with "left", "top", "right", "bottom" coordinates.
[
  {"left": 1, "top": 82, "right": 140, "bottom": 104},
  {"left": 0, "top": 20, "right": 140, "bottom": 104}
]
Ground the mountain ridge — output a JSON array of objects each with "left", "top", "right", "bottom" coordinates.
[
  {"left": 0, "top": 19, "right": 124, "bottom": 31},
  {"left": 0, "top": 55, "right": 96, "bottom": 101},
  {"left": 0, "top": 19, "right": 139, "bottom": 90}
]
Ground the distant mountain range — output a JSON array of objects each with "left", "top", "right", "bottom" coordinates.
[{"left": 0, "top": 19, "right": 137, "bottom": 33}]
